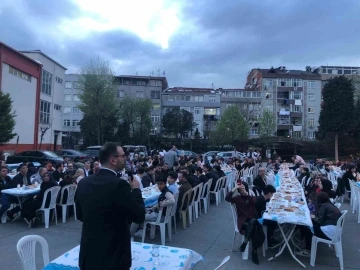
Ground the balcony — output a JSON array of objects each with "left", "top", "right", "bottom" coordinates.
[{"left": 290, "top": 111, "right": 302, "bottom": 118}]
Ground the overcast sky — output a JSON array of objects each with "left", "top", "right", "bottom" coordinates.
[{"left": 1, "top": 0, "right": 360, "bottom": 88}]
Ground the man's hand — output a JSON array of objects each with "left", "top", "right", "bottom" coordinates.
[{"left": 130, "top": 178, "right": 140, "bottom": 190}]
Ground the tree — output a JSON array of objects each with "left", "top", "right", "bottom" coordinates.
[
  {"left": 258, "top": 109, "right": 275, "bottom": 137},
  {"left": 0, "top": 92, "right": 16, "bottom": 145},
  {"left": 212, "top": 105, "right": 249, "bottom": 145},
  {"left": 318, "top": 76, "right": 355, "bottom": 161},
  {"left": 162, "top": 107, "right": 196, "bottom": 136},
  {"left": 78, "top": 58, "right": 119, "bottom": 145}
]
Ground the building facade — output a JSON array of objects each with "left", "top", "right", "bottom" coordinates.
[
  {"left": 21, "top": 50, "right": 67, "bottom": 151},
  {"left": 246, "top": 67, "right": 322, "bottom": 139},
  {"left": 219, "top": 88, "right": 262, "bottom": 137},
  {"left": 162, "top": 87, "right": 221, "bottom": 138},
  {"left": 0, "top": 42, "right": 42, "bottom": 153},
  {"left": 114, "top": 75, "right": 168, "bottom": 134}
]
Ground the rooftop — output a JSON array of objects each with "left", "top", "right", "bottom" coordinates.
[
  {"left": 115, "top": 75, "right": 168, "bottom": 89},
  {"left": 164, "top": 87, "right": 219, "bottom": 93},
  {"left": 19, "top": 50, "right": 67, "bottom": 70},
  {"left": 254, "top": 67, "right": 322, "bottom": 79},
  {"left": 0, "top": 42, "right": 43, "bottom": 67}
]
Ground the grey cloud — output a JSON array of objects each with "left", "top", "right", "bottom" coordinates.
[{"left": 1, "top": 0, "right": 360, "bottom": 88}]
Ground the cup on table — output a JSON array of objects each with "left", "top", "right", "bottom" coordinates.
[{"left": 151, "top": 245, "right": 160, "bottom": 265}]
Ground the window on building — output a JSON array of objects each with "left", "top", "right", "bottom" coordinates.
[
  {"left": 292, "top": 131, "right": 302, "bottom": 138},
  {"left": 292, "top": 91, "right": 302, "bottom": 100},
  {"left": 55, "top": 77, "right": 63, "bottom": 84},
  {"left": 65, "top": 94, "right": 71, "bottom": 101},
  {"left": 41, "top": 70, "right": 52, "bottom": 95},
  {"left": 40, "top": 100, "right": 51, "bottom": 124},
  {"left": 266, "top": 105, "right": 273, "bottom": 112},
  {"left": 194, "top": 95, "right": 204, "bottom": 102},
  {"left": 73, "top": 94, "right": 80, "bottom": 102},
  {"left": 265, "top": 80, "right": 273, "bottom": 87},
  {"left": 308, "top": 131, "right": 316, "bottom": 139},
  {"left": 204, "top": 108, "right": 216, "bottom": 115},
  {"left": 278, "top": 115, "right": 290, "bottom": 125},
  {"left": 72, "top": 81, "right": 80, "bottom": 89},
  {"left": 63, "top": 107, "right": 71, "bottom": 114},
  {"left": 54, "top": 104, "right": 62, "bottom": 111},
  {"left": 250, "top": 128, "right": 259, "bottom": 136},
  {"left": 63, "top": 120, "right": 71, "bottom": 127},
  {"left": 9, "top": 66, "right": 31, "bottom": 82},
  {"left": 308, "top": 107, "right": 315, "bottom": 113},
  {"left": 209, "top": 95, "right": 216, "bottom": 102},
  {"left": 151, "top": 90, "right": 160, "bottom": 99},
  {"left": 152, "top": 104, "right": 160, "bottom": 110},
  {"left": 293, "top": 105, "right": 302, "bottom": 112},
  {"left": 252, "top": 104, "right": 261, "bottom": 110},
  {"left": 117, "top": 90, "right": 125, "bottom": 98},
  {"left": 279, "top": 78, "right": 291, "bottom": 87},
  {"left": 307, "top": 81, "right": 315, "bottom": 88},
  {"left": 265, "top": 93, "right": 273, "bottom": 99},
  {"left": 151, "top": 115, "right": 160, "bottom": 123},
  {"left": 72, "top": 120, "right": 80, "bottom": 126},
  {"left": 65, "top": 81, "right": 72, "bottom": 88},
  {"left": 308, "top": 93, "right": 315, "bottom": 100},
  {"left": 168, "top": 95, "right": 174, "bottom": 101},
  {"left": 308, "top": 119, "right": 315, "bottom": 126},
  {"left": 73, "top": 107, "right": 80, "bottom": 114},
  {"left": 162, "top": 95, "right": 168, "bottom": 101},
  {"left": 194, "top": 107, "right": 202, "bottom": 114},
  {"left": 136, "top": 91, "right": 144, "bottom": 98},
  {"left": 251, "top": 92, "right": 261, "bottom": 98},
  {"left": 292, "top": 79, "right": 303, "bottom": 87},
  {"left": 225, "top": 104, "right": 233, "bottom": 109},
  {"left": 344, "top": 70, "right": 352, "bottom": 75}
]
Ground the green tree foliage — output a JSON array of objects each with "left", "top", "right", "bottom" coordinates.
[
  {"left": 78, "top": 58, "right": 118, "bottom": 145},
  {"left": 212, "top": 105, "right": 249, "bottom": 145},
  {"left": 118, "top": 96, "right": 152, "bottom": 144},
  {"left": 0, "top": 92, "right": 16, "bottom": 144},
  {"left": 259, "top": 109, "right": 275, "bottom": 137},
  {"left": 318, "top": 76, "right": 355, "bottom": 160},
  {"left": 162, "top": 107, "right": 196, "bottom": 136}
]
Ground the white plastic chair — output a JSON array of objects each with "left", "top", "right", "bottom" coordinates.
[
  {"left": 341, "top": 179, "right": 352, "bottom": 203},
  {"left": 187, "top": 186, "right": 198, "bottom": 225},
  {"left": 17, "top": 235, "right": 49, "bottom": 270},
  {"left": 192, "top": 183, "right": 203, "bottom": 219},
  {"left": 57, "top": 184, "right": 77, "bottom": 223},
  {"left": 142, "top": 205, "right": 173, "bottom": 246},
  {"left": 310, "top": 210, "right": 348, "bottom": 270},
  {"left": 210, "top": 177, "right": 225, "bottom": 206},
  {"left": 214, "top": 256, "right": 230, "bottom": 270},
  {"left": 221, "top": 176, "right": 230, "bottom": 201},
  {"left": 334, "top": 203, "right": 341, "bottom": 209},
  {"left": 178, "top": 188, "right": 192, "bottom": 229},
  {"left": 230, "top": 203, "right": 249, "bottom": 260},
  {"left": 200, "top": 179, "right": 212, "bottom": 214},
  {"left": 37, "top": 186, "right": 61, "bottom": 228},
  {"left": 169, "top": 193, "right": 179, "bottom": 234}
]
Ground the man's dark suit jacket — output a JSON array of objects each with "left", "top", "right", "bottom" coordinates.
[{"left": 75, "top": 168, "right": 145, "bottom": 270}]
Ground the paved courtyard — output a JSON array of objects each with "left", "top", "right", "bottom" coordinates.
[{"left": 0, "top": 198, "right": 359, "bottom": 270}]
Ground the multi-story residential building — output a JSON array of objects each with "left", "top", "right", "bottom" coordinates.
[
  {"left": 219, "top": 88, "right": 262, "bottom": 137},
  {"left": 21, "top": 50, "right": 67, "bottom": 151},
  {"left": 63, "top": 74, "right": 83, "bottom": 147},
  {"left": 0, "top": 42, "right": 42, "bottom": 153},
  {"left": 162, "top": 87, "right": 221, "bottom": 138},
  {"left": 114, "top": 75, "right": 168, "bottom": 134},
  {"left": 246, "top": 67, "right": 322, "bottom": 139}
]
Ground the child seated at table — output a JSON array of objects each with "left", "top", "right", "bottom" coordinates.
[{"left": 130, "top": 174, "right": 175, "bottom": 238}]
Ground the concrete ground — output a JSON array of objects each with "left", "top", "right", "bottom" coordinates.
[{"left": 0, "top": 198, "right": 359, "bottom": 270}]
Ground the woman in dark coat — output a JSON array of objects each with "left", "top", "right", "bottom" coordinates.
[{"left": 21, "top": 172, "right": 58, "bottom": 227}]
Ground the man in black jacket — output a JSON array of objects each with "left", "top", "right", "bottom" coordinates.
[
  {"left": 75, "top": 142, "right": 145, "bottom": 270},
  {"left": 0, "top": 166, "right": 17, "bottom": 222}
]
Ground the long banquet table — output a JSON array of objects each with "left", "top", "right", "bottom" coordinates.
[
  {"left": 43, "top": 242, "right": 202, "bottom": 270},
  {"left": 262, "top": 163, "right": 313, "bottom": 268}
]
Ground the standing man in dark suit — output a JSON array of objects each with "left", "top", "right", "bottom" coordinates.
[{"left": 75, "top": 142, "right": 145, "bottom": 270}]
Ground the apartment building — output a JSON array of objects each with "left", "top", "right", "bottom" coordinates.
[
  {"left": 0, "top": 42, "right": 42, "bottom": 153},
  {"left": 21, "top": 50, "right": 67, "bottom": 151},
  {"left": 219, "top": 88, "right": 262, "bottom": 137},
  {"left": 246, "top": 67, "right": 322, "bottom": 139},
  {"left": 162, "top": 87, "right": 221, "bottom": 138},
  {"left": 114, "top": 75, "right": 168, "bottom": 134}
]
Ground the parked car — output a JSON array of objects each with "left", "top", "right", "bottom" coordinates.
[
  {"left": 6, "top": 150, "right": 63, "bottom": 165},
  {"left": 177, "top": 150, "right": 198, "bottom": 159},
  {"left": 55, "top": 149, "right": 91, "bottom": 162},
  {"left": 216, "top": 151, "right": 238, "bottom": 162},
  {"left": 83, "top": 145, "right": 102, "bottom": 160},
  {"left": 204, "top": 151, "right": 219, "bottom": 163},
  {"left": 6, "top": 162, "right": 41, "bottom": 173}
]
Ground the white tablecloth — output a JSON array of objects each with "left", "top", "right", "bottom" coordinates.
[
  {"left": 142, "top": 186, "right": 161, "bottom": 207},
  {"left": 1, "top": 186, "right": 40, "bottom": 196},
  {"left": 262, "top": 168, "right": 313, "bottom": 228},
  {"left": 43, "top": 242, "right": 202, "bottom": 270}
]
